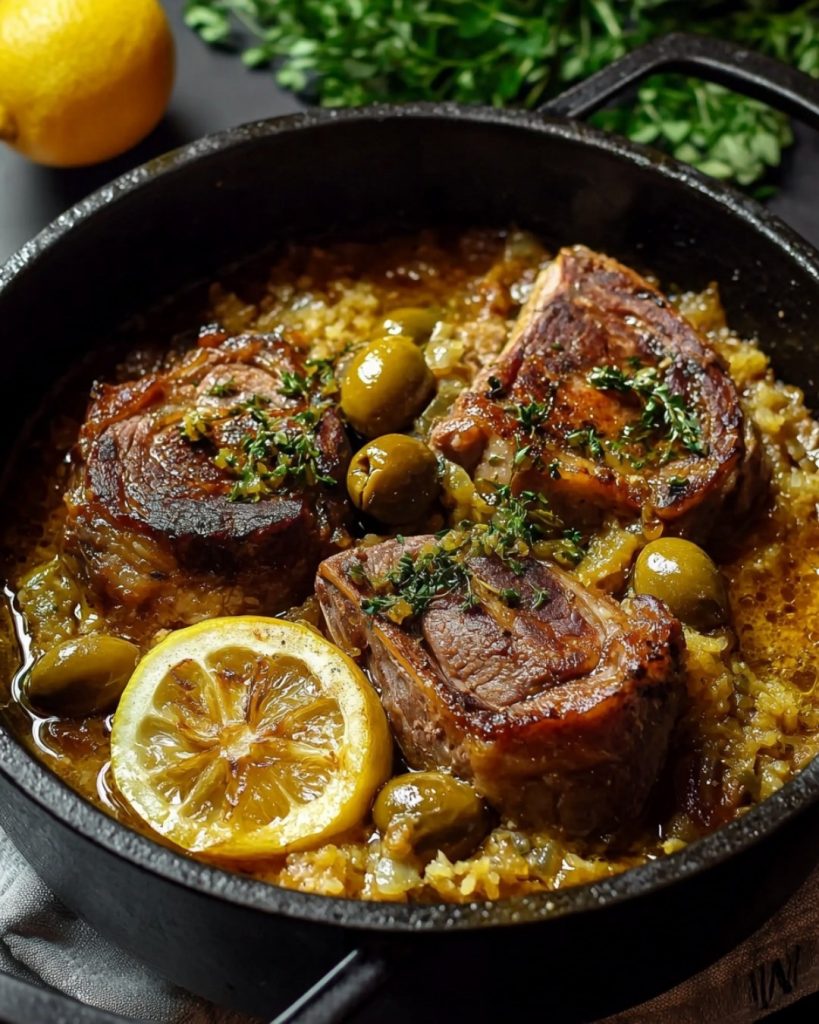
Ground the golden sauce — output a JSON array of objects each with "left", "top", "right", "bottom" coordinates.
[{"left": 1, "top": 229, "right": 818, "bottom": 902}]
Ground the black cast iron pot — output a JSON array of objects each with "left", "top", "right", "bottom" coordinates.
[{"left": 1, "top": 34, "right": 819, "bottom": 1024}]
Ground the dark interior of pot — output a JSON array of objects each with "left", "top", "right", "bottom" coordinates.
[
  {"left": 2, "top": 111, "right": 818, "bottom": 421},
  {"left": 1, "top": 109, "right": 819, "bottom": 1020}
]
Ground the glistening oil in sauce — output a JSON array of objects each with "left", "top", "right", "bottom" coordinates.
[{"left": 1, "top": 229, "right": 818, "bottom": 902}]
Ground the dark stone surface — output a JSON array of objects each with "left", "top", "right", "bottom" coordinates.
[{"left": 0, "top": 0, "right": 300, "bottom": 264}]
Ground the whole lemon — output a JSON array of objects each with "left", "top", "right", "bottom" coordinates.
[{"left": 0, "top": 0, "right": 175, "bottom": 167}]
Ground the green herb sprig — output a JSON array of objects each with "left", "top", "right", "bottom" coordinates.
[
  {"left": 278, "top": 370, "right": 310, "bottom": 399},
  {"left": 207, "top": 377, "right": 239, "bottom": 398},
  {"left": 184, "top": 0, "right": 819, "bottom": 189},
  {"left": 357, "top": 484, "right": 585, "bottom": 623},
  {"left": 360, "top": 543, "right": 475, "bottom": 622},
  {"left": 587, "top": 363, "right": 705, "bottom": 456},
  {"left": 475, "top": 485, "right": 586, "bottom": 570},
  {"left": 509, "top": 398, "right": 551, "bottom": 434},
  {"left": 221, "top": 401, "right": 337, "bottom": 501},
  {"left": 566, "top": 426, "right": 605, "bottom": 461},
  {"left": 180, "top": 393, "right": 337, "bottom": 502}
]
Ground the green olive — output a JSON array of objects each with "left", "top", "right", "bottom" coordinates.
[
  {"left": 27, "top": 635, "right": 140, "bottom": 717},
  {"left": 340, "top": 335, "right": 434, "bottom": 437},
  {"left": 382, "top": 306, "right": 441, "bottom": 344},
  {"left": 373, "top": 770, "right": 492, "bottom": 862},
  {"left": 632, "top": 538, "right": 729, "bottom": 630},
  {"left": 347, "top": 435, "right": 440, "bottom": 525}
]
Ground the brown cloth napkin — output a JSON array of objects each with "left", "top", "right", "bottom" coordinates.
[{"left": 601, "top": 863, "right": 819, "bottom": 1023}]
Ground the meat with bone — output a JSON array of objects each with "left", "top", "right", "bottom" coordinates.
[
  {"left": 64, "top": 331, "right": 351, "bottom": 641},
  {"left": 317, "top": 536, "right": 684, "bottom": 836},
  {"left": 431, "top": 246, "right": 765, "bottom": 538}
]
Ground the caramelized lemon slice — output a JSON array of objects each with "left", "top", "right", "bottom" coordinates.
[{"left": 110, "top": 616, "right": 392, "bottom": 858}]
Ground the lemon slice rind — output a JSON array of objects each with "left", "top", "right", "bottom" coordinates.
[{"left": 111, "top": 616, "right": 392, "bottom": 859}]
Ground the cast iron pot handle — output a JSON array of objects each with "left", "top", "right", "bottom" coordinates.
[
  {"left": 269, "top": 949, "right": 387, "bottom": 1024},
  {"left": 540, "top": 31, "right": 819, "bottom": 128}
]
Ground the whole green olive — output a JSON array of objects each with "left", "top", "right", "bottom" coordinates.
[
  {"left": 347, "top": 435, "right": 440, "bottom": 525},
  {"left": 382, "top": 306, "right": 441, "bottom": 344},
  {"left": 340, "top": 335, "right": 434, "bottom": 437},
  {"left": 27, "top": 635, "right": 140, "bottom": 717},
  {"left": 373, "top": 770, "right": 492, "bottom": 862},
  {"left": 632, "top": 538, "right": 729, "bottom": 630}
]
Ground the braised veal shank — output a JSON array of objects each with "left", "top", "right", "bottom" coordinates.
[
  {"left": 317, "top": 537, "right": 685, "bottom": 836},
  {"left": 431, "top": 246, "right": 764, "bottom": 537},
  {"left": 65, "top": 331, "right": 351, "bottom": 640}
]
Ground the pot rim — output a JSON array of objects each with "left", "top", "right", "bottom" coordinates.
[{"left": 2, "top": 102, "right": 819, "bottom": 932}]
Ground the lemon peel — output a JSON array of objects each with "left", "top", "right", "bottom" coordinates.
[{"left": 111, "top": 617, "right": 392, "bottom": 859}]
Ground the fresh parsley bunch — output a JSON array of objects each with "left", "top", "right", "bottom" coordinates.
[{"left": 184, "top": 0, "right": 819, "bottom": 187}]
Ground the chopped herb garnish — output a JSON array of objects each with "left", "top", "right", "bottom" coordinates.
[
  {"left": 548, "top": 459, "right": 561, "bottom": 479},
  {"left": 669, "top": 475, "right": 689, "bottom": 497},
  {"left": 207, "top": 377, "right": 238, "bottom": 398},
  {"left": 347, "top": 560, "right": 367, "bottom": 584},
  {"left": 293, "top": 407, "right": 320, "bottom": 429},
  {"left": 361, "top": 594, "right": 399, "bottom": 617},
  {"left": 566, "top": 426, "right": 605, "bottom": 461},
  {"left": 278, "top": 370, "right": 310, "bottom": 399},
  {"left": 357, "top": 484, "right": 587, "bottom": 622},
  {"left": 513, "top": 444, "right": 532, "bottom": 467},
  {"left": 237, "top": 393, "right": 271, "bottom": 416},
  {"left": 559, "top": 528, "right": 586, "bottom": 567},
  {"left": 360, "top": 544, "right": 474, "bottom": 624},
  {"left": 587, "top": 364, "right": 705, "bottom": 456},
  {"left": 180, "top": 408, "right": 211, "bottom": 442},
  {"left": 531, "top": 586, "right": 551, "bottom": 610},
  {"left": 305, "top": 357, "right": 339, "bottom": 396},
  {"left": 182, "top": 392, "right": 336, "bottom": 501},
  {"left": 509, "top": 398, "right": 551, "bottom": 434},
  {"left": 586, "top": 365, "right": 633, "bottom": 392},
  {"left": 214, "top": 448, "right": 238, "bottom": 470},
  {"left": 474, "top": 486, "right": 566, "bottom": 569}
]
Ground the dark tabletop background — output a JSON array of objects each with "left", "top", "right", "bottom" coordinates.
[{"left": 0, "top": 1, "right": 818, "bottom": 1021}]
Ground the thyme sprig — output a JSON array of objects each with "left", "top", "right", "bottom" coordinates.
[
  {"left": 360, "top": 543, "right": 476, "bottom": 623},
  {"left": 508, "top": 398, "right": 551, "bottom": 434},
  {"left": 207, "top": 377, "right": 239, "bottom": 398},
  {"left": 218, "top": 400, "right": 337, "bottom": 501},
  {"left": 180, "top": 391, "right": 337, "bottom": 502},
  {"left": 587, "top": 364, "right": 706, "bottom": 457},
  {"left": 476, "top": 487, "right": 586, "bottom": 568},
  {"left": 566, "top": 426, "right": 605, "bottom": 461},
  {"left": 305, "top": 357, "right": 339, "bottom": 396},
  {"left": 278, "top": 370, "right": 310, "bottom": 399},
  {"left": 358, "top": 485, "right": 585, "bottom": 623}
]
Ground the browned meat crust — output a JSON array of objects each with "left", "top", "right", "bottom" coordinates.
[
  {"left": 65, "top": 331, "right": 352, "bottom": 640},
  {"left": 431, "top": 246, "right": 764, "bottom": 537},
  {"left": 317, "top": 537, "right": 685, "bottom": 836}
]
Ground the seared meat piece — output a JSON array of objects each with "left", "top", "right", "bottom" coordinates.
[
  {"left": 317, "top": 537, "right": 684, "bottom": 835},
  {"left": 431, "top": 246, "right": 763, "bottom": 538},
  {"left": 65, "top": 331, "right": 351, "bottom": 640}
]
